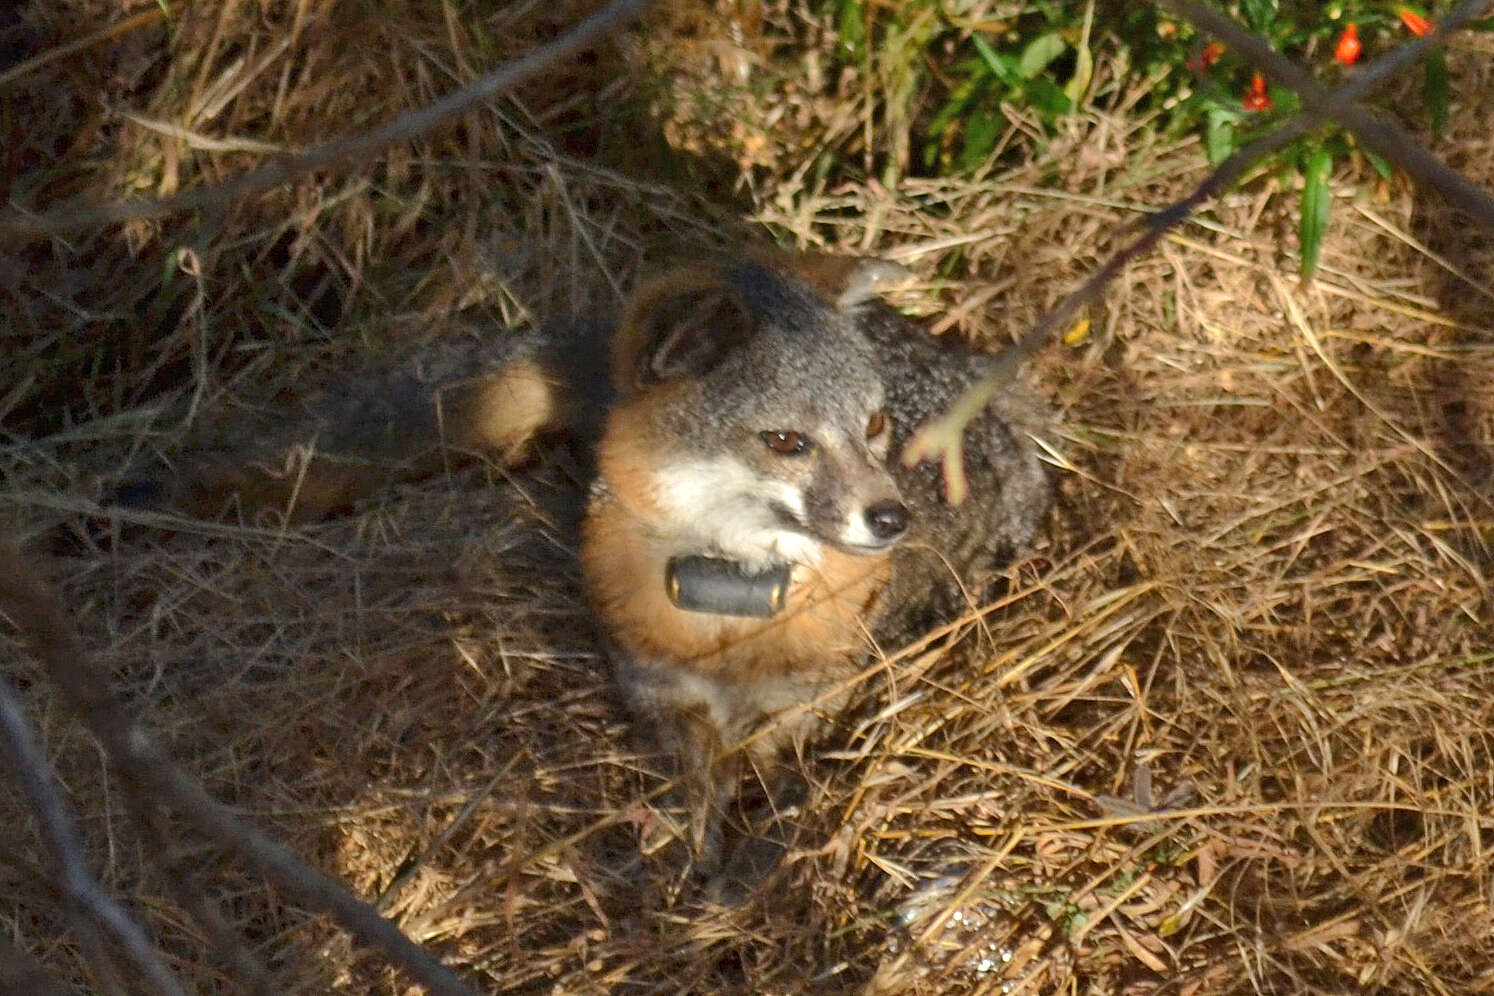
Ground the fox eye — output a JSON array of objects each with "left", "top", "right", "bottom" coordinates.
[
  {"left": 866, "top": 411, "right": 888, "bottom": 440},
  {"left": 761, "top": 430, "right": 811, "bottom": 455}
]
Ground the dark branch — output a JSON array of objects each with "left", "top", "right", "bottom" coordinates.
[
  {"left": 1, "top": 0, "right": 658, "bottom": 236},
  {"left": 0, "top": 548, "right": 480, "bottom": 996},
  {"left": 1164, "top": 0, "right": 1494, "bottom": 230},
  {"left": 122, "top": 790, "right": 281, "bottom": 996},
  {"left": 903, "top": 0, "right": 1494, "bottom": 502},
  {"left": 0, "top": 674, "right": 188, "bottom": 996}
]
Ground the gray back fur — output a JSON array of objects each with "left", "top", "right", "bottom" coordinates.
[{"left": 853, "top": 298, "right": 1052, "bottom": 642}]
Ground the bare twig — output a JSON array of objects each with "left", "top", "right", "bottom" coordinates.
[
  {"left": 903, "top": 0, "right": 1494, "bottom": 503},
  {"left": 375, "top": 756, "right": 520, "bottom": 913},
  {"left": 0, "top": 675, "right": 189, "bottom": 996},
  {"left": 0, "top": 9, "right": 166, "bottom": 91},
  {"left": 0, "top": 548, "right": 481, "bottom": 996},
  {"left": 122, "top": 791, "right": 280, "bottom": 996},
  {"left": 0, "top": 0, "right": 658, "bottom": 237}
]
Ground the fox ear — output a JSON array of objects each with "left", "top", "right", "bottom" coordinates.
[
  {"left": 615, "top": 270, "right": 754, "bottom": 392},
  {"left": 750, "top": 249, "right": 913, "bottom": 312},
  {"left": 832, "top": 258, "right": 913, "bottom": 311}
]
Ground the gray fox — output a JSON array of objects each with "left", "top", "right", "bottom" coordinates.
[{"left": 113, "top": 252, "right": 1052, "bottom": 876}]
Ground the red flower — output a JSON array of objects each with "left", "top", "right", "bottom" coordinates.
[
  {"left": 1186, "top": 40, "right": 1227, "bottom": 73},
  {"left": 1333, "top": 23, "right": 1362, "bottom": 65},
  {"left": 1243, "top": 71, "right": 1272, "bottom": 111},
  {"left": 1398, "top": 8, "right": 1434, "bottom": 36}
]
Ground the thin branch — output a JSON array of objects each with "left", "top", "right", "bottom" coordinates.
[
  {"left": 903, "top": 0, "right": 1494, "bottom": 502},
  {"left": 1, "top": 0, "right": 659, "bottom": 236},
  {"left": 0, "top": 9, "right": 166, "bottom": 91},
  {"left": 0, "top": 548, "right": 481, "bottom": 996},
  {"left": 0, "top": 674, "right": 189, "bottom": 996},
  {"left": 375, "top": 756, "right": 519, "bottom": 914},
  {"left": 1165, "top": 0, "right": 1494, "bottom": 231},
  {"left": 122, "top": 790, "right": 281, "bottom": 996}
]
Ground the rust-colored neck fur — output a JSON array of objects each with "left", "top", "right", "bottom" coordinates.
[
  {"left": 582, "top": 395, "right": 891, "bottom": 681},
  {"left": 582, "top": 492, "right": 890, "bottom": 679}
]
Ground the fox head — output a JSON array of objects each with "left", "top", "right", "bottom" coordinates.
[{"left": 601, "top": 257, "right": 911, "bottom": 570}]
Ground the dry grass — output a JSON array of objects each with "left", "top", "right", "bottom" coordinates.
[{"left": 3, "top": 2, "right": 1494, "bottom": 993}]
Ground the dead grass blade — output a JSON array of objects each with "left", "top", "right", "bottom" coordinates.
[
  {"left": 2, "top": 0, "right": 658, "bottom": 237},
  {"left": 0, "top": 548, "right": 479, "bottom": 996}
]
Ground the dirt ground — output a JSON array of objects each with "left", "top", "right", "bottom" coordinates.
[{"left": 3, "top": 2, "right": 1494, "bottom": 993}]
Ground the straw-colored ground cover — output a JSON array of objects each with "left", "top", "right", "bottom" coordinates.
[{"left": 3, "top": 2, "right": 1494, "bottom": 992}]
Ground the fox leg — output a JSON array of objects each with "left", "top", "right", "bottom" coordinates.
[
  {"left": 704, "top": 744, "right": 804, "bottom": 900},
  {"left": 616, "top": 660, "right": 746, "bottom": 875},
  {"left": 644, "top": 703, "right": 738, "bottom": 876}
]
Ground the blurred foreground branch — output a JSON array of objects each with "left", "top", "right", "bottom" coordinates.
[
  {"left": 0, "top": 0, "right": 657, "bottom": 237},
  {"left": 0, "top": 548, "right": 480, "bottom": 996},
  {"left": 0, "top": 674, "right": 188, "bottom": 996}
]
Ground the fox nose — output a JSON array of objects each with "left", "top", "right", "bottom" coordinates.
[{"left": 864, "top": 500, "right": 910, "bottom": 541}]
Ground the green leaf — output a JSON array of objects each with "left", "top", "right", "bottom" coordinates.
[
  {"left": 1361, "top": 146, "right": 1393, "bottom": 181},
  {"left": 1299, "top": 147, "right": 1333, "bottom": 281},
  {"left": 1025, "top": 77, "right": 1074, "bottom": 120},
  {"left": 1205, "top": 108, "right": 1236, "bottom": 165},
  {"left": 958, "top": 110, "right": 1005, "bottom": 173},
  {"left": 1018, "top": 32, "right": 1066, "bottom": 79},
  {"left": 1424, "top": 50, "right": 1449, "bottom": 135},
  {"left": 926, "top": 67, "right": 992, "bottom": 140},
  {"left": 836, "top": 0, "right": 865, "bottom": 63},
  {"left": 1242, "top": 0, "right": 1276, "bottom": 30},
  {"left": 972, "top": 34, "right": 1023, "bottom": 87},
  {"left": 1033, "top": 0, "right": 1065, "bottom": 22}
]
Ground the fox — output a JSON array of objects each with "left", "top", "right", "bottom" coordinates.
[{"left": 111, "top": 251, "right": 1052, "bottom": 878}]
